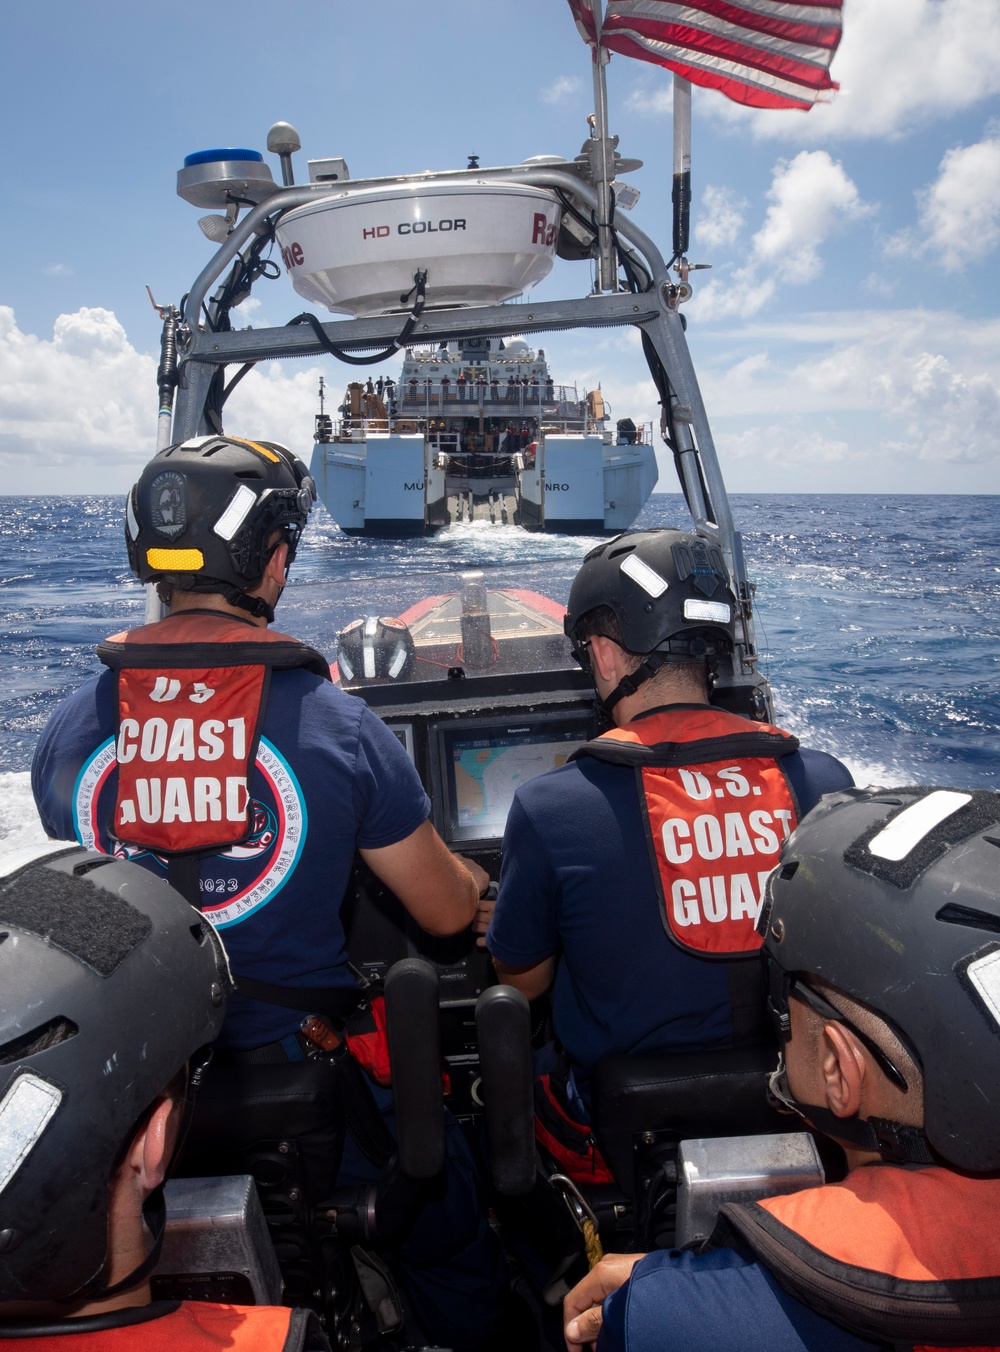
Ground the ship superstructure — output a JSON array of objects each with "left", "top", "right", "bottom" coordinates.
[{"left": 312, "top": 336, "right": 657, "bottom": 535}]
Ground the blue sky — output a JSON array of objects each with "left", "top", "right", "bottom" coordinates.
[{"left": 2, "top": 0, "right": 999, "bottom": 494}]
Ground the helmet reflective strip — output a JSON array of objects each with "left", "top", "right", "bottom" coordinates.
[
  {"left": 683, "top": 599, "right": 731, "bottom": 624},
  {"left": 966, "top": 948, "right": 1000, "bottom": 1031},
  {"left": 868, "top": 790, "right": 972, "bottom": 862},
  {"left": 363, "top": 617, "right": 377, "bottom": 680},
  {"left": 126, "top": 491, "right": 140, "bottom": 541},
  {"left": 0, "top": 1072, "right": 63, "bottom": 1198},
  {"left": 146, "top": 547, "right": 204, "bottom": 572},
  {"left": 229, "top": 437, "right": 281, "bottom": 463},
  {"left": 388, "top": 643, "right": 407, "bottom": 679},
  {"left": 620, "top": 554, "right": 669, "bottom": 598},
  {"left": 178, "top": 436, "right": 220, "bottom": 451},
  {"left": 213, "top": 484, "right": 258, "bottom": 541}
]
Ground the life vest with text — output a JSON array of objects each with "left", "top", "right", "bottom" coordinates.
[
  {"left": 716, "top": 1164, "right": 1000, "bottom": 1349},
  {"left": 572, "top": 705, "right": 800, "bottom": 959},
  {"left": 97, "top": 610, "right": 330, "bottom": 858}
]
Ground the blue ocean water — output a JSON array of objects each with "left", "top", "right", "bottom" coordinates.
[{"left": 0, "top": 493, "right": 996, "bottom": 844}]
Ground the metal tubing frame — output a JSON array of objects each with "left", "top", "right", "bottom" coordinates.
[{"left": 169, "top": 164, "right": 760, "bottom": 693}]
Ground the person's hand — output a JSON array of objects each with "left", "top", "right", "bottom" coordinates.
[
  {"left": 453, "top": 853, "right": 491, "bottom": 904},
  {"left": 471, "top": 883, "right": 497, "bottom": 949},
  {"left": 563, "top": 1253, "right": 645, "bottom": 1348}
]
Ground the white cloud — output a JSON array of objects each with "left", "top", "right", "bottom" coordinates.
[
  {"left": 752, "top": 152, "right": 870, "bottom": 282},
  {"left": 44, "top": 263, "right": 73, "bottom": 277},
  {"left": 541, "top": 75, "right": 583, "bottom": 105},
  {"left": 687, "top": 153, "right": 867, "bottom": 318},
  {"left": 695, "top": 185, "right": 747, "bottom": 251},
  {"left": 688, "top": 267, "right": 775, "bottom": 321},
  {"left": 0, "top": 306, "right": 327, "bottom": 493},
  {"left": 697, "top": 309, "right": 1000, "bottom": 480},
  {"left": 716, "top": 424, "right": 854, "bottom": 468},
  {"left": 888, "top": 135, "right": 1000, "bottom": 271},
  {"left": 626, "top": 0, "right": 1000, "bottom": 141}
]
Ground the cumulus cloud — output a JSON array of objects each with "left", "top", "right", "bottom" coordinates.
[
  {"left": 541, "top": 75, "right": 583, "bottom": 105},
  {"left": 887, "top": 134, "right": 1000, "bottom": 272},
  {"left": 688, "top": 153, "right": 868, "bottom": 318},
  {"left": 695, "top": 185, "right": 747, "bottom": 251},
  {"left": 626, "top": 0, "right": 1000, "bottom": 141},
  {"left": 0, "top": 307, "right": 326, "bottom": 493},
  {"left": 752, "top": 152, "right": 870, "bottom": 282},
  {"left": 698, "top": 310, "right": 1000, "bottom": 482}
]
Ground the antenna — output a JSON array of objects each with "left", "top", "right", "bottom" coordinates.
[
  {"left": 586, "top": 0, "right": 617, "bottom": 293},
  {"left": 672, "top": 76, "right": 692, "bottom": 264},
  {"left": 266, "top": 121, "right": 302, "bottom": 187},
  {"left": 318, "top": 375, "right": 326, "bottom": 415}
]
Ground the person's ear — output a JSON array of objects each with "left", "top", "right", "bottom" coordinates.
[
  {"left": 588, "top": 635, "right": 621, "bottom": 685},
  {"left": 266, "top": 540, "right": 290, "bottom": 586},
  {"left": 129, "top": 1095, "right": 182, "bottom": 1193},
  {"left": 820, "top": 1021, "right": 867, "bottom": 1119}
]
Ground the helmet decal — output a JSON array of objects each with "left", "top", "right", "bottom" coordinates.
[{"left": 149, "top": 471, "right": 187, "bottom": 540}]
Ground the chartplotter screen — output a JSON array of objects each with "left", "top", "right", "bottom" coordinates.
[{"left": 435, "top": 715, "right": 593, "bottom": 844}]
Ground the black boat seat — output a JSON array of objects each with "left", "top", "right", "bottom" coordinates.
[{"left": 590, "top": 1043, "right": 789, "bottom": 1196}]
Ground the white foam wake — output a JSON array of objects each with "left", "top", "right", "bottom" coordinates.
[{"left": 0, "top": 772, "right": 50, "bottom": 849}]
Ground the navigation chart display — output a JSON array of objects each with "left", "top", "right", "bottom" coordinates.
[{"left": 438, "top": 718, "right": 592, "bottom": 842}]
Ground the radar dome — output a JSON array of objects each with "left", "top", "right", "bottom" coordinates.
[{"left": 504, "top": 337, "right": 530, "bottom": 355}]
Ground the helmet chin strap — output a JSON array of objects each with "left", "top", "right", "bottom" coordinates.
[
  {"left": 767, "top": 1056, "right": 935, "bottom": 1167},
  {"left": 599, "top": 654, "right": 669, "bottom": 718},
  {"left": 598, "top": 639, "right": 710, "bottom": 718},
  {"left": 218, "top": 584, "right": 274, "bottom": 624}
]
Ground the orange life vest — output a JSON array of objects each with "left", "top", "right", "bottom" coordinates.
[
  {"left": 97, "top": 611, "right": 329, "bottom": 858},
  {"left": 574, "top": 705, "right": 800, "bottom": 959},
  {"left": 719, "top": 1164, "right": 1000, "bottom": 1348},
  {"left": 0, "top": 1300, "right": 324, "bottom": 1351}
]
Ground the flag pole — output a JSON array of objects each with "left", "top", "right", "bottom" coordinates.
[
  {"left": 586, "top": 0, "right": 618, "bottom": 292},
  {"left": 672, "top": 74, "right": 691, "bottom": 264}
]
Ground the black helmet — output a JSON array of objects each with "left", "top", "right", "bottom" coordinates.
[
  {"left": 125, "top": 436, "right": 316, "bottom": 620},
  {"left": 564, "top": 528, "right": 737, "bottom": 667},
  {"left": 760, "top": 785, "right": 1000, "bottom": 1173},
  {"left": 0, "top": 844, "right": 231, "bottom": 1301},
  {"left": 337, "top": 616, "right": 416, "bottom": 685}
]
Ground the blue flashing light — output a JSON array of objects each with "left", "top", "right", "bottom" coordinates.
[{"left": 183, "top": 148, "right": 264, "bottom": 168}]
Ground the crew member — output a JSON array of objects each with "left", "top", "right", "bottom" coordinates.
[
  {"left": 487, "top": 529, "right": 853, "bottom": 1177},
  {"left": 30, "top": 436, "right": 507, "bottom": 1350},
  {"left": 564, "top": 784, "right": 1000, "bottom": 1350},
  {"left": 0, "top": 843, "right": 328, "bottom": 1349}
]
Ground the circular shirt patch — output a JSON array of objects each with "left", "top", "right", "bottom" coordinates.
[{"left": 72, "top": 735, "right": 307, "bottom": 928}]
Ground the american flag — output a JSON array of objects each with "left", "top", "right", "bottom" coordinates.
[{"left": 568, "top": 1, "right": 844, "bottom": 111}]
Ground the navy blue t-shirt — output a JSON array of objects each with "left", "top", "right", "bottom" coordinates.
[
  {"left": 598, "top": 1247, "right": 877, "bottom": 1352},
  {"left": 32, "top": 665, "right": 430, "bottom": 1050},
  {"left": 488, "top": 732, "right": 852, "bottom": 1080}
]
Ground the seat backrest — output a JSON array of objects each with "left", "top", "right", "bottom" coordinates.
[
  {"left": 590, "top": 1044, "right": 789, "bottom": 1195},
  {"left": 177, "top": 1060, "right": 347, "bottom": 1309}
]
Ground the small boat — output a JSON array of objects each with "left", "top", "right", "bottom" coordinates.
[{"left": 312, "top": 337, "right": 658, "bottom": 536}]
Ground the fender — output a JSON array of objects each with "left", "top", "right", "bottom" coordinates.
[
  {"left": 573, "top": 706, "right": 799, "bottom": 960},
  {"left": 716, "top": 1165, "right": 1000, "bottom": 1347}
]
